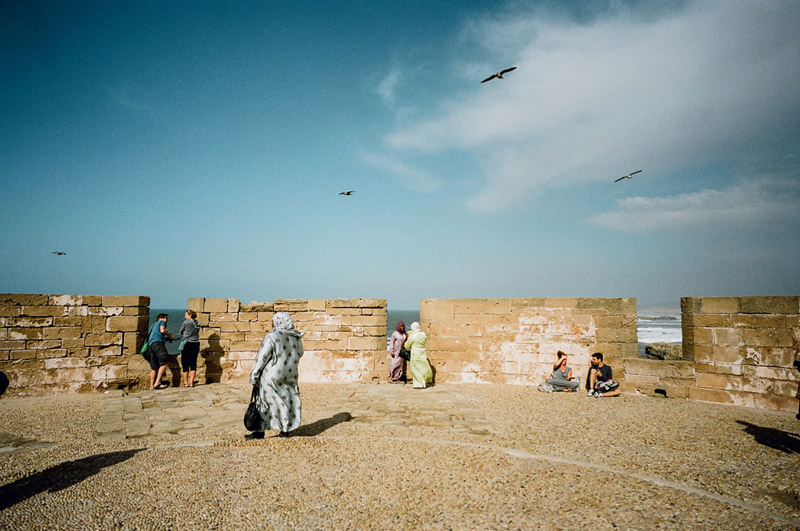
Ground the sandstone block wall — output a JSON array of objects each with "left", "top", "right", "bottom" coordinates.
[
  {"left": 682, "top": 296, "right": 799, "bottom": 411},
  {"left": 420, "top": 298, "right": 637, "bottom": 385},
  {"left": 620, "top": 296, "right": 799, "bottom": 412},
  {"left": 0, "top": 293, "right": 149, "bottom": 396},
  {"left": 188, "top": 297, "right": 387, "bottom": 384},
  {"left": 619, "top": 359, "right": 696, "bottom": 399}
]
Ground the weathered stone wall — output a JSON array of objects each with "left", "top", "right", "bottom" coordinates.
[
  {"left": 420, "top": 298, "right": 637, "bottom": 385},
  {"left": 620, "top": 296, "right": 800, "bottom": 412},
  {"left": 188, "top": 297, "right": 387, "bottom": 384},
  {"left": 619, "top": 359, "right": 696, "bottom": 398},
  {"left": 683, "top": 296, "right": 799, "bottom": 411},
  {"left": 0, "top": 293, "right": 149, "bottom": 396}
]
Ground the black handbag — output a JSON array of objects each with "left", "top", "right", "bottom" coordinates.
[
  {"left": 243, "top": 385, "right": 262, "bottom": 432},
  {"left": 399, "top": 348, "right": 411, "bottom": 361}
]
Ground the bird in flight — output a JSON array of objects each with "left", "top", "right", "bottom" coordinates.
[
  {"left": 481, "top": 67, "right": 517, "bottom": 83},
  {"left": 51, "top": 251, "right": 66, "bottom": 256},
  {"left": 614, "top": 170, "right": 643, "bottom": 183},
  {"left": 339, "top": 191, "right": 355, "bottom": 196}
]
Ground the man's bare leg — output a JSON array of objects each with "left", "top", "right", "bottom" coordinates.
[{"left": 154, "top": 364, "right": 168, "bottom": 388}]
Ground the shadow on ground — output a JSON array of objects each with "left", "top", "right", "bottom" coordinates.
[
  {"left": 292, "top": 412, "right": 352, "bottom": 437},
  {"left": 0, "top": 449, "right": 145, "bottom": 510},
  {"left": 736, "top": 420, "right": 800, "bottom": 454}
]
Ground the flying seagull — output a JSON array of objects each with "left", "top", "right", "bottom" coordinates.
[
  {"left": 51, "top": 251, "right": 66, "bottom": 255},
  {"left": 481, "top": 66, "right": 517, "bottom": 83},
  {"left": 339, "top": 191, "right": 355, "bottom": 196},
  {"left": 614, "top": 170, "right": 643, "bottom": 183}
]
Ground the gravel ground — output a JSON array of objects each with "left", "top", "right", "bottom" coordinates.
[{"left": 1, "top": 383, "right": 799, "bottom": 530}]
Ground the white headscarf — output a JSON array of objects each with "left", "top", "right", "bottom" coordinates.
[
  {"left": 272, "top": 312, "right": 304, "bottom": 336},
  {"left": 411, "top": 322, "right": 420, "bottom": 331}
]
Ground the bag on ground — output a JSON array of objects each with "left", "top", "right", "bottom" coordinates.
[{"left": 538, "top": 383, "right": 554, "bottom": 393}]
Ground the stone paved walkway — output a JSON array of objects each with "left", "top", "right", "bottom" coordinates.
[
  {"left": 98, "top": 383, "right": 495, "bottom": 441},
  {"left": 320, "top": 383, "right": 495, "bottom": 434},
  {"left": 0, "top": 431, "right": 55, "bottom": 456},
  {"left": 98, "top": 384, "right": 247, "bottom": 441}
]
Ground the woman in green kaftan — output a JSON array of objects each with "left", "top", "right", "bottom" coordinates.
[{"left": 404, "top": 322, "right": 433, "bottom": 389}]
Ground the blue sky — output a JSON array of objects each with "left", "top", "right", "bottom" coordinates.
[{"left": 2, "top": 0, "right": 799, "bottom": 310}]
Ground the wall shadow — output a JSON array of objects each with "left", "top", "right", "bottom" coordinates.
[
  {"left": 0, "top": 371, "right": 8, "bottom": 397},
  {"left": 736, "top": 420, "right": 800, "bottom": 454},
  {"left": 0, "top": 448, "right": 145, "bottom": 510},
  {"left": 202, "top": 333, "right": 223, "bottom": 383},
  {"left": 166, "top": 357, "right": 182, "bottom": 388},
  {"left": 291, "top": 412, "right": 352, "bottom": 437}
]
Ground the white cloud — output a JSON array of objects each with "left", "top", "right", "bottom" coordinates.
[
  {"left": 377, "top": 67, "right": 402, "bottom": 105},
  {"left": 360, "top": 152, "right": 443, "bottom": 193},
  {"left": 589, "top": 178, "right": 800, "bottom": 232},
  {"left": 381, "top": 0, "right": 800, "bottom": 211},
  {"left": 107, "top": 85, "right": 158, "bottom": 113}
]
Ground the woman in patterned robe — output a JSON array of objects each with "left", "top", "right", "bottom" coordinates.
[{"left": 246, "top": 312, "right": 305, "bottom": 439}]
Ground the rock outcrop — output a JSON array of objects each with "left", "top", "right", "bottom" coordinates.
[{"left": 643, "top": 342, "right": 683, "bottom": 360}]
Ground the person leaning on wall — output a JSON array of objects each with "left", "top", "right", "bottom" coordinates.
[
  {"left": 178, "top": 310, "right": 201, "bottom": 388},
  {"left": 148, "top": 313, "right": 174, "bottom": 390}
]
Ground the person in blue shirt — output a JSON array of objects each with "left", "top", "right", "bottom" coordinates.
[{"left": 148, "top": 313, "right": 174, "bottom": 390}]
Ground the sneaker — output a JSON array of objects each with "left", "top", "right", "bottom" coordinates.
[
  {"left": 587, "top": 390, "right": 595, "bottom": 396},
  {"left": 245, "top": 431, "right": 264, "bottom": 440},
  {"left": 594, "top": 391, "right": 602, "bottom": 398}
]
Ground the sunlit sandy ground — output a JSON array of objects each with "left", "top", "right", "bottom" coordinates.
[{"left": 1, "top": 382, "right": 798, "bottom": 529}]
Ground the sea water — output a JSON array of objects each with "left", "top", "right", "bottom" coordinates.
[
  {"left": 149, "top": 309, "right": 190, "bottom": 356},
  {"left": 637, "top": 308, "right": 682, "bottom": 344}
]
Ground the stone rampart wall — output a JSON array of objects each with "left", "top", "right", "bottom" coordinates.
[
  {"left": 188, "top": 297, "right": 387, "bottom": 384},
  {"left": 621, "top": 296, "right": 800, "bottom": 412},
  {"left": 420, "top": 298, "right": 637, "bottom": 385},
  {"left": 0, "top": 293, "right": 149, "bottom": 396},
  {"left": 3, "top": 292, "right": 797, "bottom": 414}
]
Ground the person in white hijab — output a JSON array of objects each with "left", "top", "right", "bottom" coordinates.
[
  {"left": 246, "top": 312, "right": 305, "bottom": 439},
  {"left": 404, "top": 322, "right": 433, "bottom": 389}
]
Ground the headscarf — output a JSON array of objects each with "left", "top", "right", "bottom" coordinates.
[
  {"left": 396, "top": 320, "right": 405, "bottom": 333},
  {"left": 273, "top": 312, "right": 303, "bottom": 335},
  {"left": 411, "top": 322, "right": 420, "bottom": 331}
]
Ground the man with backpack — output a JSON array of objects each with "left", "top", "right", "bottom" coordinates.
[
  {"left": 587, "top": 352, "right": 620, "bottom": 397},
  {"left": 148, "top": 313, "right": 174, "bottom": 390}
]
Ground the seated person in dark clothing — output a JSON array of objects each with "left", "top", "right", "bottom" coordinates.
[{"left": 587, "top": 352, "right": 620, "bottom": 397}]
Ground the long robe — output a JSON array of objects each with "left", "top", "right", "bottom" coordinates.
[
  {"left": 249, "top": 328, "right": 304, "bottom": 432},
  {"left": 404, "top": 329, "right": 433, "bottom": 388},
  {"left": 389, "top": 330, "right": 407, "bottom": 381}
]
